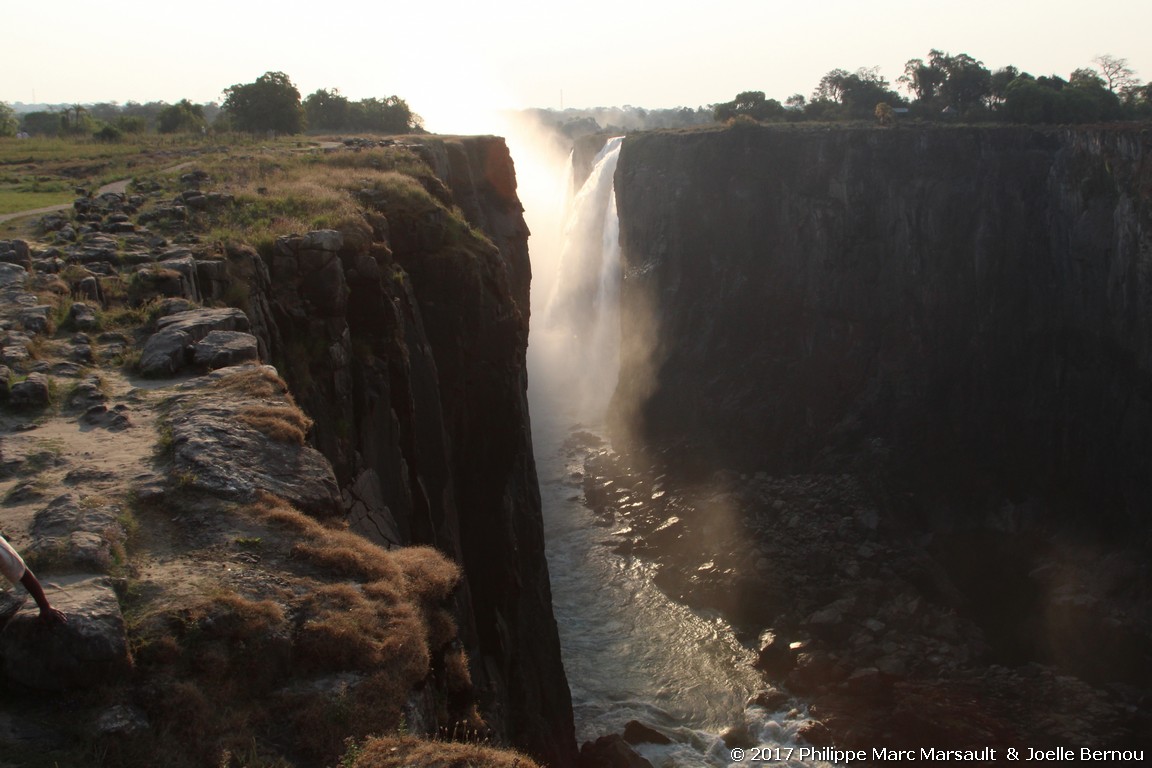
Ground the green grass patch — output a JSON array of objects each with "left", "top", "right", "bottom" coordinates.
[{"left": 0, "top": 187, "right": 73, "bottom": 214}]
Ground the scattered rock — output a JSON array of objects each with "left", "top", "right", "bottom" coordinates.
[
  {"left": 81, "top": 403, "right": 132, "bottom": 431},
  {"left": 94, "top": 704, "right": 150, "bottom": 736},
  {"left": 622, "top": 720, "right": 672, "bottom": 746},
  {"left": 9, "top": 372, "right": 52, "bottom": 407},
  {"left": 68, "top": 302, "right": 99, "bottom": 331},
  {"left": 754, "top": 631, "right": 797, "bottom": 677},
  {"left": 29, "top": 493, "right": 126, "bottom": 574},
  {"left": 192, "top": 330, "right": 259, "bottom": 370},
  {"left": 578, "top": 734, "right": 654, "bottom": 768},
  {"left": 138, "top": 307, "right": 249, "bottom": 376},
  {"left": 720, "top": 723, "right": 757, "bottom": 749},
  {"left": 0, "top": 262, "right": 28, "bottom": 289},
  {"left": 798, "top": 719, "right": 833, "bottom": 747}
]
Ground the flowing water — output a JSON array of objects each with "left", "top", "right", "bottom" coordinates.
[{"left": 527, "top": 140, "right": 833, "bottom": 767}]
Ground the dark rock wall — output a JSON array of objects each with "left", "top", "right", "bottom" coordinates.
[
  {"left": 613, "top": 125, "right": 1152, "bottom": 534},
  {"left": 240, "top": 137, "right": 575, "bottom": 767}
]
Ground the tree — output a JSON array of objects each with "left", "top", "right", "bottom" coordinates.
[
  {"left": 713, "top": 91, "right": 785, "bottom": 122},
  {"left": 813, "top": 69, "right": 851, "bottom": 103},
  {"left": 0, "top": 102, "right": 17, "bottom": 137},
  {"left": 932, "top": 51, "right": 991, "bottom": 114},
  {"left": 21, "top": 111, "right": 62, "bottom": 137},
  {"left": 811, "top": 67, "right": 904, "bottom": 119},
  {"left": 1094, "top": 55, "right": 1138, "bottom": 94},
  {"left": 351, "top": 95, "right": 420, "bottom": 133},
  {"left": 157, "top": 99, "right": 206, "bottom": 134},
  {"left": 989, "top": 66, "right": 1021, "bottom": 108},
  {"left": 221, "top": 71, "right": 305, "bottom": 134},
  {"left": 898, "top": 58, "right": 946, "bottom": 101},
  {"left": 304, "top": 88, "right": 350, "bottom": 130},
  {"left": 1001, "top": 72, "right": 1121, "bottom": 124}
]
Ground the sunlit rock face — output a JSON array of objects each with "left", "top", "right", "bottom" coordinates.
[{"left": 613, "top": 125, "right": 1152, "bottom": 535}]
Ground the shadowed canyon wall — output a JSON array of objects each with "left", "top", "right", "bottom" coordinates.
[
  {"left": 613, "top": 125, "right": 1152, "bottom": 536},
  {"left": 231, "top": 137, "right": 576, "bottom": 767}
]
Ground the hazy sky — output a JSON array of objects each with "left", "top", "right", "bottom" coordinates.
[{"left": 3, "top": 0, "right": 1149, "bottom": 132}]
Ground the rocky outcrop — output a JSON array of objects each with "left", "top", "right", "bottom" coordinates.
[
  {"left": 236, "top": 138, "right": 575, "bottom": 766},
  {"left": 139, "top": 307, "right": 251, "bottom": 376},
  {"left": 614, "top": 125, "right": 1152, "bottom": 534}
]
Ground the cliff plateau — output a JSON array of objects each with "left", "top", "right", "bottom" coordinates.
[{"left": 0, "top": 136, "right": 575, "bottom": 767}]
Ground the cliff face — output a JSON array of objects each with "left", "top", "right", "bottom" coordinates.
[
  {"left": 613, "top": 125, "right": 1152, "bottom": 534},
  {"left": 240, "top": 137, "right": 575, "bottom": 766}
]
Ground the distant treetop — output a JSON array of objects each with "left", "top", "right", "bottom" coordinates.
[{"left": 713, "top": 50, "right": 1149, "bottom": 126}]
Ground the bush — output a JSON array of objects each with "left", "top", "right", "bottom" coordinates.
[{"left": 94, "top": 124, "right": 123, "bottom": 142}]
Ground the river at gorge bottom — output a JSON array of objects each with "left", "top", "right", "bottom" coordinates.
[{"left": 529, "top": 369, "right": 833, "bottom": 767}]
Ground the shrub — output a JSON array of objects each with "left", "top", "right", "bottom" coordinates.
[{"left": 94, "top": 124, "right": 123, "bottom": 143}]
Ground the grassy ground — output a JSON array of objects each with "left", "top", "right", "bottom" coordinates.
[{"left": 0, "top": 133, "right": 326, "bottom": 217}]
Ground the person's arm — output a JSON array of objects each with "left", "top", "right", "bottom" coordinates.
[{"left": 20, "top": 568, "right": 67, "bottom": 626}]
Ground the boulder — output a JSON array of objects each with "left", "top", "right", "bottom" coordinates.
[
  {"left": 94, "top": 704, "right": 150, "bottom": 736},
  {"left": 155, "top": 254, "right": 201, "bottom": 301},
  {"left": 748, "top": 688, "right": 791, "bottom": 711},
  {"left": 0, "top": 240, "right": 31, "bottom": 267},
  {"left": 0, "top": 262, "right": 28, "bottom": 289},
  {"left": 168, "top": 367, "right": 340, "bottom": 516},
  {"left": 578, "top": 734, "right": 654, "bottom": 768},
  {"left": 9, "top": 373, "right": 51, "bottom": 407},
  {"left": 76, "top": 276, "right": 103, "bottom": 303},
  {"left": 754, "top": 631, "right": 797, "bottom": 677},
  {"left": 18, "top": 305, "right": 51, "bottom": 333},
  {"left": 0, "top": 575, "right": 131, "bottom": 690},
  {"left": 622, "top": 720, "right": 672, "bottom": 746},
  {"left": 138, "top": 307, "right": 249, "bottom": 377},
  {"left": 30, "top": 493, "right": 125, "bottom": 574},
  {"left": 192, "top": 330, "right": 259, "bottom": 370},
  {"left": 68, "top": 302, "right": 99, "bottom": 331}
]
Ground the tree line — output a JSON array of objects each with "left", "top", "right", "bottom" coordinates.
[
  {"left": 713, "top": 52, "right": 1151, "bottom": 125},
  {"left": 0, "top": 72, "right": 423, "bottom": 140}
]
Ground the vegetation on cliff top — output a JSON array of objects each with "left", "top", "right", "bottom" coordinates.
[
  {"left": 714, "top": 51, "right": 1151, "bottom": 125},
  {"left": 2, "top": 71, "right": 422, "bottom": 142}
]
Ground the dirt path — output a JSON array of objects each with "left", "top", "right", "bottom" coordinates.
[{"left": 0, "top": 161, "right": 197, "bottom": 224}]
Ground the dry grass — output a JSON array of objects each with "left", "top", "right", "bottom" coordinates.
[
  {"left": 186, "top": 143, "right": 485, "bottom": 257},
  {"left": 121, "top": 518, "right": 464, "bottom": 766},
  {"left": 236, "top": 404, "right": 313, "bottom": 445},
  {"left": 207, "top": 369, "right": 314, "bottom": 444},
  {"left": 210, "top": 367, "right": 291, "bottom": 399},
  {"left": 349, "top": 736, "right": 542, "bottom": 768},
  {"left": 248, "top": 492, "right": 401, "bottom": 581}
]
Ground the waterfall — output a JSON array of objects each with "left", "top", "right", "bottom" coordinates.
[{"left": 543, "top": 136, "right": 625, "bottom": 421}]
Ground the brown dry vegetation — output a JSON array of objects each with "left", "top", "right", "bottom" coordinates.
[
  {"left": 236, "top": 404, "right": 313, "bottom": 444},
  {"left": 349, "top": 736, "right": 542, "bottom": 768},
  {"left": 210, "top": 366, "right": 292, "bottom": 399},
  {"left": 175, "top": 142, "right": 485, "bottom": 257},
  {"left": 111, "top": 487, "right": 475, "bottom": 767},
  {"left": 208, "top": 368, "right": 314, "bottom": 444}
]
